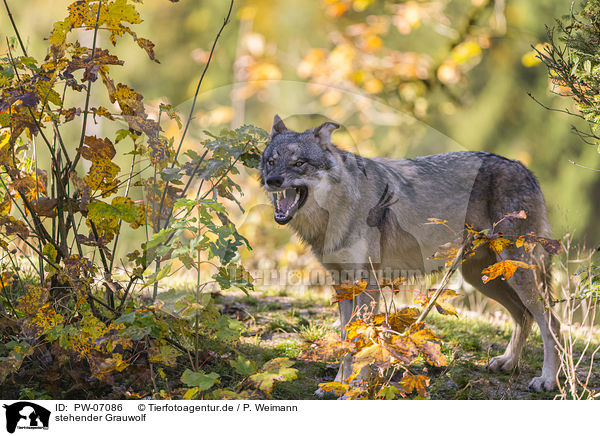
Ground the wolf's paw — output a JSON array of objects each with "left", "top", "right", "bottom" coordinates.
[
  {"left": 528, "top": 376, "right": 556, "bottom": 392},
  {"left": 487, "top": 354, "right": 519, "bottom": 372}
]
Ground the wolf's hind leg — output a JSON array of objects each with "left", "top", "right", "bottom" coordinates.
[
  {"left": 462, "top": 249, "right": 533, "bottom": 372},
  {"left": 503, "top": 252, "right": 560, "bottom": 392}
]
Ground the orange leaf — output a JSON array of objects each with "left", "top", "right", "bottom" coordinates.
[
  {"left": 332, "top": 279, "right": 368, "bottom": 303},
  {"left": 372, "top": 307, "right": 419, "bottom": 333},
  {"left": 400, "top": 373, "right": 429, "bottom": 396},
  {"left": 481, "top": 260, "right": 537, "bottom": 283},
  {"left": 489, "top": 237, "right": 512, "bottom": 255}
]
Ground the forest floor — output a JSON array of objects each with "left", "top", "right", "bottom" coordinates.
[{"left": 215, "top": 286, "right": 600, "bottom": 400}]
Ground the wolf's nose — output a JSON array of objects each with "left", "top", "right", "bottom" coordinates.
[{"left": 266, "top": 176, "right": 284, "bottom": 188}]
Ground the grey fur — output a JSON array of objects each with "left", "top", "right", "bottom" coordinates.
[{"left": 261, "top": 115, "right": 560, "bottom": 394}]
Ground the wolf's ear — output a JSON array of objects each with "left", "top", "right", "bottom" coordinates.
[
  {"left": 271, "top": 114, "right": 288, "bottom": 137},
  {"left": 314, "top": 121, "right": 340, "bottom": 147}
]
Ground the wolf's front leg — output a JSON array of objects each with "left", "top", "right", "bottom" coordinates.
[{"left": 314, "top": 290, "right": 380, "bottom": 398}]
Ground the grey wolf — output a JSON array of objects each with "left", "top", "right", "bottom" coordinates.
[{"left": 260, "top": 114, "right": 560, "bottom": 393}]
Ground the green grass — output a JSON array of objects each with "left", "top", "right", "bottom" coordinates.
[{"left": 218, "top": 287, "right": 599, "bottom": 400}]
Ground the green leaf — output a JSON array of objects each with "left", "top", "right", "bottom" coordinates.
[
  {"left": 229, "top": 355, "right": 257, "bottom": 376},
  {"left": 180, "top": 369, "right": 219, "bottom": 391}
]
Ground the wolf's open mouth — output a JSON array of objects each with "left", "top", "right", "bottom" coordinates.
[{"left": 269, "top": 186, "right": 308, "bottom": 225}]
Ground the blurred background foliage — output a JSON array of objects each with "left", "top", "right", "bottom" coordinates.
[{"left": 2, "top": 0, "right": 598, "bottom": 282}]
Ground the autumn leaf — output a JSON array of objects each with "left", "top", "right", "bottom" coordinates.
[
  {"left": 0, "top": 271, "right": 14, "bottom": 289},
  {"left": 372, "top": 307, "right": 420, "bottom": 332},
  {"left": 148, "top": 342, "right": 181, "bottom": 367},
  {"left": 400, "top": 373, "right": 429, "bottom": 396},
  {"left": 318, "top": 382, "right": 348, "bottom": 396},
  {"left": 516, "top": 234, "right": 563, "bottom": 255},
  {"left": 301, "top": 332, "right": 353, "bottom": 361},
  {"left": 0, "top": 216, "right": 30, "bottom": 238},
  {"left": 351, "top": 343, "right": 393, "bottom": 379},
  {"left": 17, "top": 285, "right": 49, "bottom": 316},
  {"left": 250, "top": 357, "right": 298, "bottom": 395},
  {"left": 31, "top": 197, "right": 58, "bottom": 217},
  {"left": 385, "top": 334, "right": 419, "bottom": 365},
  {"left": 0, "top": 192, "right": 11, "bottom": 215},
  {"left": 332, "top": 279, "right": 368, "bottom": 303},
  {"left": 489, "top": 237, "right": 512, "bottom": 255},
  {"left": 505, "top": 210, "right": 527, "bottom": 220},
  {"left": 481, "top": 260, "right": 537, "bottom": 283},
  {"left": 345, "top": 318, "right": 368, "bottom": 340},
  {"left": 136, "top": 37, "right": 159, "bottom": 63},
  {"left": 159, "top": 103, "right": 182, "bottom": 128},
  {"left": 79, "top": 136, "right": 120, "bottom": 195},
  {"left": 414, "top": 289, "right": 459, "bottom": 316},
  {"left": 420, "top": 341, "right": 447, "bottom": 367}
]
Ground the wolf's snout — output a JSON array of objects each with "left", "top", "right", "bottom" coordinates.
[{"left": 266, "top": 176, "right": 284, "bottom": 188}]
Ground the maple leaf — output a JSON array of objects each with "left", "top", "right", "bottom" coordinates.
[
  {"left": 352, "top": 343, "right": 391, "bottom": 372},
  {"left": 481, "top": 260, "right": 537, "bottom": 283},
  {"left": 400, "top": 373, "right": 429, "bottom": 396},
  {"left": 229, "top": 355, "right": 257, "bottom": 376},
  {"left": 372, "top": 307, "right": 420, "bottom": 333},
  {"left": 301, "top": 332, "right": 353, "bottom": 361},
  {"left": 420, "top": 341, "right": 447, "bottom": 367},
  {"left": 345, "top": 318, "right": 368, "bottom": 340},
  {"left": 250, "top": 358, "right": 298, "bottom": 395},
  {"left": 414, "top": 289, "right": 459, "bottom": 316},
  {"left": 181, "top": 369, "right": 219, "bottom": 391},
  {"left": 148, "top": 342, "right": 181, "bottom": 367},
  {"left": 385, "top": 334, "right": 419, "bottom": 365},
  {"left": 332, "top": 279, "right": 368, "bottom": 303}
]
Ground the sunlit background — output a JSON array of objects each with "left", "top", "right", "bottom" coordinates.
[{"left": 2, "top": 0, "right": 598, "bottom": 286}]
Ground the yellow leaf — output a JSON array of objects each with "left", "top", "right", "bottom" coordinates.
[
  {"left": 489, "top": 237, "right": 512, "bottom": 255},
  {"left": 318, "top": 382, "right": 348, "bottom": 396},
  {"left": 372, "top": 307, "right": 419, "bottom": 333},
  {"left": 344, "top": 318, "right": 368, "bottom": 340},
  {"left": 400, "top": 373, "right": 429, "bottom": 396},
  {"left": 481, "top": 260, "right": 537, "bottom": 283},
  {"left": 332, "top": 279, "right": 368, "bottom": 303}
]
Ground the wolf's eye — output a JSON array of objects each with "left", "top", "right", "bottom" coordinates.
[
  {"left": 268, "top": 159, "right": 274, "bottom": 166},
  {"left": 294, "top": 161, "right": 304, "bottom": 167}
]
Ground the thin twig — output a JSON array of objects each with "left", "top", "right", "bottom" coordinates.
[
  {"left": 157, "top": 0, "right": 234, "bottom": 229},
  {"left": 2, "top": 0, "right": 28, "bottom": 57},
  {"left": 416, "top": 235, "right": 471, "bottom": 323}
]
